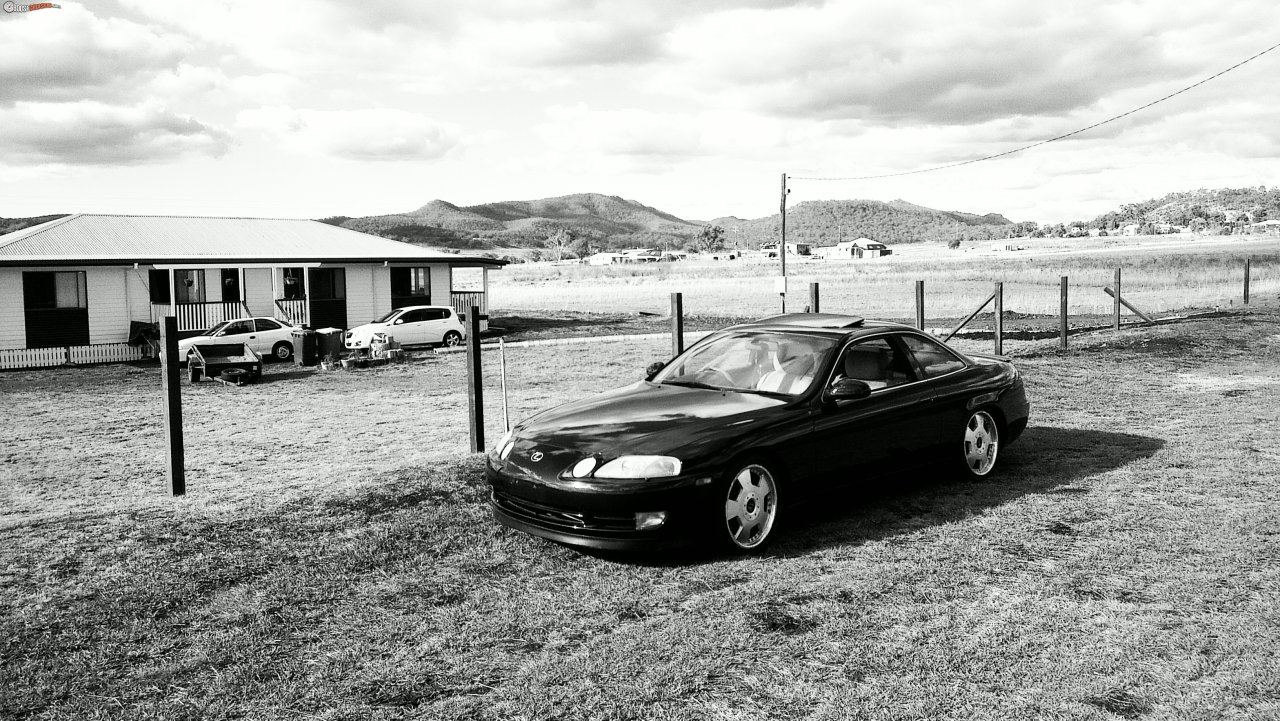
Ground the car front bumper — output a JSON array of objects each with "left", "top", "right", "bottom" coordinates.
[{"left": 486, "top": 457, "right": 718, "bottom": 551}]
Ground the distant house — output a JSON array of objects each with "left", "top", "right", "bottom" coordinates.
[
  {"left": 761, "top": 242, "right": 812, "bottom": 258},
  {"left": 585, "top": 252, "right": 631, "bottom": 265},
  {"left": 1249, "top": 219, "right": 1280, "bottom": 233},
  {"left": 821, "top": 239, "right": 892, "bottom": 259},
  {"left": 1121, "top": 224, "right": 1142, "bottom": 236},
  {"left": 0, "top": 214, "right": 504, "bottom": 368}
]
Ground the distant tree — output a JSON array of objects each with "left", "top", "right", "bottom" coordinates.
[
  {"left": 570, "top": 233, "right": 593, "bottom": 259},
  {"left": 948, "top": 237, "right": 962, "bottom": 250},
  {"left": 545, "top": 227, "right": 576, "bottom": 261},
  {"left": 695, "top": 224, "right": 726, "bottom": 253}
]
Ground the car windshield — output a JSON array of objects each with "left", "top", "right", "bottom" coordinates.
[
  {"left": 373, "top": 310, "right": 400, "bottom": 323},
  {"left": 652, "top": 331, "right": 837, "bottom": 396}
]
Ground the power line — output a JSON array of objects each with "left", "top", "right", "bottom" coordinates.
[{"left": 791, "top": 40, "right": 1280, "bottom": 182}]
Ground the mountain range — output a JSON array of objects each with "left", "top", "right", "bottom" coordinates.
[
  {"left": 7, "top": 186, "right": 1277, "bottom": 256},
  {"left": 317, "top": 193, "right": 1022, "bottom": 257}
]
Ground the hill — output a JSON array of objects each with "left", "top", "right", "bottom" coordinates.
[
  {"left": 1089, "top": 186, "right": 1279, "bottom": 233},
  {"left": 718, "top": 199, "right": 1018, "bottom": 248},
  {"left": 331, "top": 193, "right": 703, "bottom": 257}
]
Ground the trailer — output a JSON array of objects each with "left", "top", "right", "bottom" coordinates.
[{"left": 187, "top": 343, "right": 262, "bottom": 385}]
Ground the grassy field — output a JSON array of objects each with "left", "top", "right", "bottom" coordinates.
[
  {"left": 3, "top": 301, "right": 1279, "bottom": 719},
  {"left": 490, "top": 235, "right": 1280, "bottom": 323}
]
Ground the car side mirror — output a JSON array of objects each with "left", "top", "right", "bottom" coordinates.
[
  {"left": 394, "top": 319, "right": 404, "bottom": 325},
  {"left": 826, "top": 378, "right": 871, "bottom": 401},
  {"left": 645, "top": 361, "right": 666, "bottom": 380}
]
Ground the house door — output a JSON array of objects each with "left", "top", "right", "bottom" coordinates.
[
  {"left": 220, "top": 269, "right": 241, "bottom": 303},
  {"left": 307, "top": 268, "right": 347, "bottom": 330}
]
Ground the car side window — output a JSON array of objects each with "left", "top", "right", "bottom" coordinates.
[
  {"left": 424, "top": 309, "right": 447, "bottom": 321},
  {"left": 222, "top": 320, "right": 253, "bottom": 335},
  {"left": 899, "top": 334, "right": 967, "bottom": 379},
  {"left": 397, "top": 310, "right": 422, "bottom": 324},
  {"left": 834, "top": 338, "right": 915, "bottom": 391},
  {"left": 254, "top": 318, "right": 281, "bottom": 332}
]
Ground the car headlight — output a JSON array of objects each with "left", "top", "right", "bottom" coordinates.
[
  {"left": 593, "top": 455, "right": 682, "bottom": 479},
  {"left": 490, "top": 429, "right": 516, "bottom": 462}
]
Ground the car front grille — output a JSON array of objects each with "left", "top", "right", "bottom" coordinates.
[{"left": 492, "top": 490, "right": 634, "bottom": 532}]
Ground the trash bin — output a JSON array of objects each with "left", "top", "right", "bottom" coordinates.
[
  {"left": 292, "top": 328, "right": 318, "bottom": 367},
  {"left": 316, "top": 327, "right": 345, "bottom": 361}
]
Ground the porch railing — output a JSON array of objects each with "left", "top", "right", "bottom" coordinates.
[
  {"left": 151, "top": 301, "right": 252, "bottom": 332},
  {"left": 450, "top": 291, "right": 488, "bottom": 332},
  {"left": 274, "top": 298, "right": 308, "bottom": 327}
]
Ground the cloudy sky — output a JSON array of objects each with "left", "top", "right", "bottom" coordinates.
[{"left": 1, "top": 1, "right": 1277, "bottom": 224}]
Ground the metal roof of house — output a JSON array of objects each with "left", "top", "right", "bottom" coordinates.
[{"left": 0, "top": 214, "right": 506, "bottom": 268}]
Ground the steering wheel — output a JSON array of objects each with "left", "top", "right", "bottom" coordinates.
[{"left": 699, "top": 366, "right": 735, "bottom": 387}]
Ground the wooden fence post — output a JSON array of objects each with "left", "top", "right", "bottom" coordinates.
[
  {"left": 670, "top": 292, "right": 684, "bottom": 356},
  {"left": 809, "top": 282, "right": 820, "bottom": 314},
  {"left": 1060, "top": 276, "right": 1069, "bottom": 350},
  {"left": 1113, "top": 268, "right": 1122, "bottom": 331},
  {"left": 466, "top": 306, "right": 485, "bottom": 453},
  {"left": 993, "top": 282, "right": 1004, "bottom": 356},
  {"left": 160, "top": 316, "right": 185, "bottom": 496},
  {"left": 915, "top": 281, "right": 925, "bottom": 330},
  {"left": 1244, "top": 257, "right": 1251, "bottom": 305}
]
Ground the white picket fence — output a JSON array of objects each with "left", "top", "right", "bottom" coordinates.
[{"left": 0, "top": 343, "right": 148, "bottom": 370}]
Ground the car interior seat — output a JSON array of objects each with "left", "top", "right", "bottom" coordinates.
[
  {"left": 755, "top": 349, "right": 817, "bottom": 394},
  {"left": 842, "top": 346, "right": 890, "bottom": 390}
]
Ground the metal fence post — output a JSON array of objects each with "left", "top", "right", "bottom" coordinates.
[
  {"left": 1113, "top": 268, "right": 1122, "bottom": 331},
  {"left": 466, "top": 306, "right": 484, "bottom": 453},
  {"left": 915, "top": 280, "right": 925, "bottom": 330},
  {"left": 993, "top": 282, "right": 1004, "bottom": 355},
  {"left": 670, "top": 292, "right": 684, "bottom": 356},
  {"left": 1060, "top": 276, "right": 1069, "bottom": 350},
  {"left": 809, "top": 282, "right": 820, "bottom": 314},
  {"left": 160, "top": 316, "right": 185, "bottom": 496},
  {"left": 1244, "top": 257, "right": 1252, "bottom": 305}
]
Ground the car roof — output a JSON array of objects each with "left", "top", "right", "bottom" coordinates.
[
  {"left": 723, "top": 313, "right": 924, "bottom": 340},
  {"left": 394, "top": 305, "right": 451, "bottom": 311}
]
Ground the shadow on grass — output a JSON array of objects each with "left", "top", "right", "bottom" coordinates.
[{"left": 597, "top": 425, "right": 1164, "bottom": 566}]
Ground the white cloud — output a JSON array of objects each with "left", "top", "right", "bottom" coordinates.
[
  {"left": 236, "top": 107, "right": 461, "bottom": 161},
  {"left": 0, "top": 5, "right": 190, "bottom": 104},
  {"left": 0, "top": 100, "right": 231, "bottom": 166}
]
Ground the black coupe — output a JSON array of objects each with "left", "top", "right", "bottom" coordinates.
[{"left": 486, "top": 313, "right": 1030, "bottom": 553}]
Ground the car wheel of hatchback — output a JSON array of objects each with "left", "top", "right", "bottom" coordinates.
[{"left": 443, "top": 331, "right": 463, "bottom": 347}]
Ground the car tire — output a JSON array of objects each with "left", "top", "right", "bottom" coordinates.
[
  {"left": 959, "top": 408, "right": 1001, "bottom": 479},
  {"left": 442, "top": 331, "right": 463, "bottom": 347},
  {"left": 272, "top": 341, "right": 293, "bottom": 361},
  {"left": 220, "top": 368, "right": 247, "bottom": 385},
  {"left": 719, "top": 458, "right": 780, "bottom": 552}
]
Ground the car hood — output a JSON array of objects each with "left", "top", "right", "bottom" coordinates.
[
  {"left": 512, "top": 381, "right": 789, "bottom": 459},
  {"left": 346, "top": 322, "right": 387, "bottom": 337},
  {"left": 177, "top": 335, "right": 212, "bottom": 349}
]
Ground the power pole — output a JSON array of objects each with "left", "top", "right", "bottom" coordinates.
[{"left": 780, "top": 172, "right": 789, "bottom": 312}]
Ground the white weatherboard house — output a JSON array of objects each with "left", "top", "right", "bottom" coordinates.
[{"left": 0, "top": 214, "right": 505, "bottom": 369}]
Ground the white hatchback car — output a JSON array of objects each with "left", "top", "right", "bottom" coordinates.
[
  {"left": 177, "top": 317, "right": 300, "bottom": 361},
  {"left": 345, "top": 305, "right": 466, "bottom": 349}
]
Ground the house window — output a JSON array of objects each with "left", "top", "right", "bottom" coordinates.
[
  {"left": 24, "top": 271, "right": 87, "bottom": 309},
  {"left": 309, "top": 268, "right": 345, "bottom": 300},
  {"left": 390, "top": 266, "right": 431, "bottom": 309},
  {"left": 22, "top": 271, "right": 90, "bottom": 348},
  {"left": 149, "top": 269, "right": 171, "bottom": 304}
]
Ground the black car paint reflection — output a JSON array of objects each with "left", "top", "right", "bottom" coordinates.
[{"left": 486, "top": 314, "right": 1031, "bottom": 553}]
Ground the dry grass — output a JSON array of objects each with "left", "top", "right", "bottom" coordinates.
[
  {"left": 3, "top": 303, "right": 1280, "bottom": 719},
  {"left": 493, "top": 235, "right": 1280, "bottom": 321}
]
